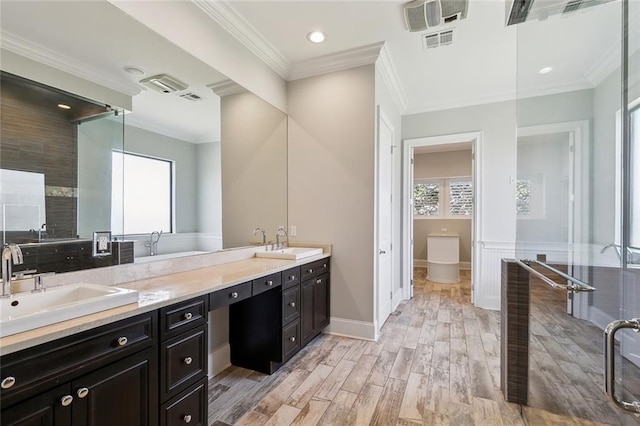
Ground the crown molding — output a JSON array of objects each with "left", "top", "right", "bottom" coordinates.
[
  {"left": 376, "top": 44, "right": 408, "bottom": 114},
  {"left": 404, "top": 80, "right": 593, "bottom": 115},
  {"left": 207, "top": 79, "right": 247, "bottom": 97},
  {"left": 289, "top": 42, "right": 384, "bottom": 81},
  {"left": 1, "top": 30, "right": 142, "bottom": 97},
  {"left": 192, "top": 0, "right": 290, "bottom": 79}
]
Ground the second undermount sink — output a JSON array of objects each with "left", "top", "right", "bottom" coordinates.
[
  {"left": 0, "top": 283, "right": 139, "bottom": 338},
  {"left": 256, "top": 247, "right": 323, "bottom": 260}
]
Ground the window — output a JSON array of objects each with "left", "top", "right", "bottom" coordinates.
[
  {"left": 111, "top": 152, "right": 173, "bottom": 235},
  {"left": 414, "top": 177, "right": 472, "bottom": 218}
]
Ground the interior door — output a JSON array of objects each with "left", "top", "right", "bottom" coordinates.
[{"left": 376, "top": 106, "right": 394, "bottom": 330}]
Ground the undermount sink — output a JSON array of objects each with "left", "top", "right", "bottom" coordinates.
[
  {"left": 0, "top": 283, "right": 139, "bottom": 338},
  {"left": 256, "top": 247, "right": 323, "bottom": 260}
]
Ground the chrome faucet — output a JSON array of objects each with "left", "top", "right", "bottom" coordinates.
[
  {"left": 2, "top": 243, "right": 24, "bottom": 297},
  {"left": 276, "top": 227, "right": 288, "bottom": 249},
  {"left": 253, "top": 227, "right": 266, "bottom": 246},
  {"left": 145, "top": 231, "right": 162, "bottom": 256}
]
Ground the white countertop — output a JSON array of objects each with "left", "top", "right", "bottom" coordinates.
[{"left": 0, "top": 252, "right": 330, "bottom": 356}]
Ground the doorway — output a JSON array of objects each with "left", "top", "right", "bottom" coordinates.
[{"left": 402, "top": 132, "right": 482, "bottom": 304}]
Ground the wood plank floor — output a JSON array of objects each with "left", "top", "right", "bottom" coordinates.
[{"left": 207, "top": 269, "right": 640, "bottom": 425}]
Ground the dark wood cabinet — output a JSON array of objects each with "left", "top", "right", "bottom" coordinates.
[
  {"left": 160, "top": 377, "right": 207, "bottom": 426},
  {"left": 302, "top": 272, "right": 330, "bottom": 346},
  {"left": 1, "top": 313, "right": 158, "bottom": 426}
]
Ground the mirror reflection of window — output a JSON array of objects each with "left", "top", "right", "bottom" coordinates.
[
  {"left": 111, "top": 152, "right": 173, "bottom": 235},
  {"left": 0, "top": 169, "right": 46, "bottom": 242}
]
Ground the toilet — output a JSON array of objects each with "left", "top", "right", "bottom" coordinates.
[{"left": 427, "top": 232, "right": 460, "bottom": 283}]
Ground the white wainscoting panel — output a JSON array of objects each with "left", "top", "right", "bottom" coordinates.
[{"left": 476, "top": 241, "right": 515, "bottom": 310}]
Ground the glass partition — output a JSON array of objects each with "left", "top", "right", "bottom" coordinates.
[{"left": 514, "top": 0, "right": 639, "bottom": 420}]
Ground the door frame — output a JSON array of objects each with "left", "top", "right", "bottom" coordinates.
[{"left": 402, "top": 131, "right": 483, "bottom": 303}]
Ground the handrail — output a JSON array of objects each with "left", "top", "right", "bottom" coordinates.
[{"left": 515, "top": 259, "right": 596, "bottom": 292}]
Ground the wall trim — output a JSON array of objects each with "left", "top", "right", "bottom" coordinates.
[
  {"left": 289, "top": 42, "right": 384, "bottom": 81},
  {"left": 325, "top": 317, "right": 377, "bottom": 341},
  {"left": 376, "top": 44, "right": 408, "bottom": 114},
  {"left": 1, "top": 31, "right": 142, "bottom": 97},
  {"left": 193, "top": 0, "right": 290, "bottom": 79},
  {"left": 414, "top": 260, "right": 471, "bottom": 270}
]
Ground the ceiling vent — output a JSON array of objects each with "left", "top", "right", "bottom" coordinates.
[
  {"left": 139, "top": 74, "right": 188, "bottom": 94},
  {"left": 422, "top": 29, "right": 456, "bottom": 49},
  {"left": 404, "top": 0, "right": 468, "bottom": 32},
  {"left": 179, "top": 92, "right": 204, "bottom": 102},
  {"left": 505, "top": 0, "right": 614, "bottom": 26}
]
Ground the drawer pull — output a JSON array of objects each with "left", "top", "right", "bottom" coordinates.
[
  {"left": 316, "top": 279, "right": 322, "bottom": 284},
  {"left": 117, "top": 336, "right": 128, "bottom": 346},
  {"left": 77, "top": 388, "right": 89, "bottom": 398},
  {"left": 1, "top": 376, "right": 16, "bottom": 389},
  {"left": 289, "top": 302, "right": 296, "bottom": 308},
  {"left": 267, "top": 280, "right": 273, "bottom": 286},
  {"left": 289, "top": 336, "right": 296, "bottom": 342},
  {"left": 183, "top": 414, "right": 192, "bottom": 423},
  {"left": 231, "top": 292, "right": 239, "bottom": 299},
  {"left": 184, "top": 312, "right": 193, "bottom": 320},
  {"left": 323, "top": 263, "right": 327, "bottom": 268},
  {"left": 290, "top": 275, "right": 296, "bottom": 280},
  {"left": 61, "top": 395, "right": 74, "bottom": 407},
  {"left": 307, "top": 268, "right": 313, "bottom": 273},
  {"left": 184, "top": 357, "right": 193, "bottom": 365}
]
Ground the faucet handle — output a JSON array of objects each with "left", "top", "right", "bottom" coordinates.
[
  {"left": 31, "top": 272, "right": 54, "bottom": 293},
  {"left": 13, "top": 269, "right": 38, "bottom": 280}
]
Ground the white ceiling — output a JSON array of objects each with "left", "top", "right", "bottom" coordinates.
[{"left": 1, "top": 0, "right": 635, "bottom": 138}]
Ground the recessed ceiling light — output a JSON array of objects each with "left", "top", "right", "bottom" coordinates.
[
  {"left": 539, "top": 67, "right": 553, "bottom": 74},
  {"left": 307, "top": 31, "right": 326, "bottom": 43},
  {"left": 57, "top": 104, "right": 71, "bottom": 110},
  {"left": 123, "top": 66, "right": 145, "bottom": 76}
]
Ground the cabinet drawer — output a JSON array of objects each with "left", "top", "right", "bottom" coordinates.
[
  {"left": 301, "top": 258, "right": 330, "bottom": 281},
  {"left": 282, "top": 319, "right": 300, "bottom": 361},
  {"left": 252, "top": 272, "right": 282, "bottom": 296},
  {"left": 282, "top": 266, "right": 301, "bottom": 290},
  {"left": 282, "top": 285, "right": 300, "bottom": 325},
  {"left": 209, "top": 282, "right": 251, "bottom": 310},
  {"left": 160, "top": 378, "right": 207, "bottom": 426},
  {"left": 160, "top": 325, "right": 207, "bottom": 400},
  {"left": 160, "top": 296, "right": 208, "bottom": 340},
  {"left": 0, "top": 312, "right": 156, "bottom": 407}
]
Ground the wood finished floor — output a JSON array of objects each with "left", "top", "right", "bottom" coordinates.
[{"left": 207, "top": 269, "right": 640, "bottom": 425}]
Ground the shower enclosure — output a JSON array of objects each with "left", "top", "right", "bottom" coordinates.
[{"left": 513, "top": 0, "right": 639, "bottom": 420}]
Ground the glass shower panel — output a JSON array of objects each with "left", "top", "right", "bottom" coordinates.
[{"left": 515, "top": 0, "right": 639, "bottom": 421}]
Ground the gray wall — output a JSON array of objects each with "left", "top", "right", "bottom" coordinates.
[
  {"left": 196, "top": 141, "right": 222, "bottom": 235},
  {"left": 288, "top": 65, "right": 376, "bottom": 325},
  {"left": 413, "top": 150, "right": 472, "bottom": 263},
  {"left": 221, "top": 91, "right": 287, "bottom": 248}
]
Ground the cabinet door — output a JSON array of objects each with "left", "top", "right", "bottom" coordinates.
[
  {"left": 1, "top": 384, "right": 72, "bottom": 426},
  {"left": 301, "top": 280, "right": 315, "bottom": 345},
  {"left": 71, "top": 347, "right": 157, "bottom": 426},
  {"left": 314, "top": 274, "right": 330, "bottom": 331}
]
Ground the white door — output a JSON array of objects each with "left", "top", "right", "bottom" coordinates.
[{"left": 377, "top": 107, "right": 394, "bottom": 329}]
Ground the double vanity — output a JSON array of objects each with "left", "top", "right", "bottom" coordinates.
[{"left": 0, "top": 246, "right": 331, "bottom": 425}]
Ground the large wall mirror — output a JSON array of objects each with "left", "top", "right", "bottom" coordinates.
[{"left": 0, "top": 0, "right": 287, "bottom": 274}]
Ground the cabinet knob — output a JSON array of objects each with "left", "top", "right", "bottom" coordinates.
[
  {"left": 231, "top": 292, "right": 239, "bottom": 299},
  {"left": 117, "top": 336, "right": 128, "bottom": 346},
  {"left": 61, "top": 395, "right": 74, "bottom": 407},
  {"left": 290, "top": 275, "right": 296, "bottom": 280},
  {"left": 289, "top": 302, "right": 296, "bottom": 308},
  {"left": 183, "top": 414, "right": 192, "bottom": 423},
  {"left": 267, "top": 280, "right": 273, "bottom": 286},
  {"left": 323, "top": 264, "right": 327, "bottom": 268},
  {"left": 316, "top": 279, "right": 322, "bottom": 284},
  {"left": 289, "top": 336, "right": 296, "bottom": 342},
  {"left": 77, "top": 387, "right": 89, "bottom": 398},
  {"left": 307, "top": 268, "right": 313, "bottom": 274},
  {"left": 184, "top": 312, "right": 193, "bottom": 320},
  {"left": 1, "top": 376, "right": 16, "bottom": 389},
  {"left": 184, "top": 357, "right": 193, "bottom": 365}
]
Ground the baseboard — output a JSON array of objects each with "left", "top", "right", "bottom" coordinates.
[
  {"left": 208, "top": 343, "right": 231, "bottom": 377},
  {"left": 325, "top": 317, "right": 377, "bottom": 341},
  {"left": 413, "top": 259, "right": 471, "bottom": 270}
]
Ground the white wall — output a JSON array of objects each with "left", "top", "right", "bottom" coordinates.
[
  {"left": 288, "top": 65, "right": 377, "bottom": 337},
  {"left": 197, "top": 141, "right": 222, "bottom": 236}
]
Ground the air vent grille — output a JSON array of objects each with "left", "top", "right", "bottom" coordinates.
[
  {"left": 422, "top": 28, "right": 456, "bottom": 49},
  {"left": 563, "top": 0, "right": 583, "bottom": 13},
  {"left": 179, "top": 92, "right": 204, "bottom": 102}
]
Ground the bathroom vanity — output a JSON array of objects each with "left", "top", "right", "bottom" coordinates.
[{"left": 0, "top": 252, "right": 331, "bottom": 426}]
